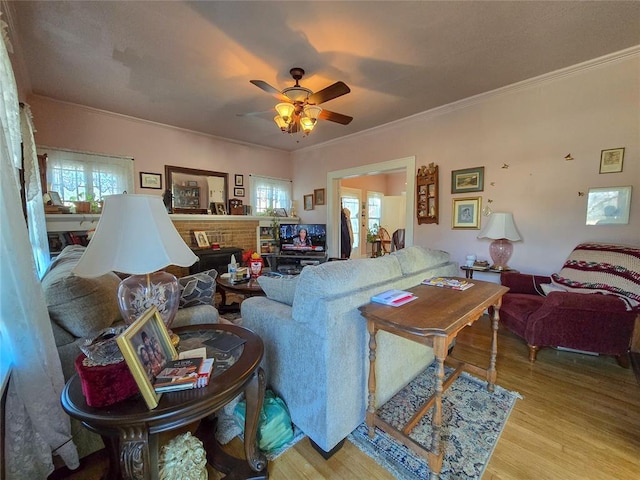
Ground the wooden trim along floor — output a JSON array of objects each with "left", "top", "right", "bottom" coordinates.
[{"left": 51, "top": 316, "right": 640, "bottom": 479}]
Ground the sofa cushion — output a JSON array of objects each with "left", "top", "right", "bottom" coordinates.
[
  {"left": 258, "top": 275, "right": 299, "bottom": 306},
  {"left": 391, "top": 246, "right": 451, "bottom": 275},
  {"left": 551, "top": 243, "right": 640, "bottom": 309},
  {"left": 178, "top": 269, "right": 217, "bottom": 308},
  {"left": 43, "top": 246, "right": 122, "bottom": 338}
]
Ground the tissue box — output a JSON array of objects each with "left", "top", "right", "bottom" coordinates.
[{"left": 74, "top": 354, "right": 139, "bottom": 407}]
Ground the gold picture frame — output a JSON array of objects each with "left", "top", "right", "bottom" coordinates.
[
  {"left": 304, "top": 194, "right": 314, "bottom": 211},
  {"left": 452, "top": 197, "right": 482, "bottom": 229},
  {"left": 314, "top": 188, "right": 325, "bottom": 206},
  {"left": 116, "top": 306, "right": 177, "bottom": 409},
  {"left": 193, "top": 230, "right": 210, "bottom": 248}
]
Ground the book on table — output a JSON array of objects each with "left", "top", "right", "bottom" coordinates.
[
  {"left": 371, "top": 289, "right": 418, "bottom": 307},
  {"left": 153, "top": 357, "right": 203, "bottom": 392},
  {"left": 422, "top": 277, "right": 474, "bottom": 290}
]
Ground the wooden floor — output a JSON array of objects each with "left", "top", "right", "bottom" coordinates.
[{"left": 51, "top": 316, "right": 640, "bottom": 480}]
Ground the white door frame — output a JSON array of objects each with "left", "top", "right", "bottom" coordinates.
[{"left": 326, "top": 156, "right": 416, "bottom": 258}]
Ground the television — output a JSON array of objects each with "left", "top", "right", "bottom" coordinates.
[{"left": 279, "top": 224, "right": 326, "bottom": 254}]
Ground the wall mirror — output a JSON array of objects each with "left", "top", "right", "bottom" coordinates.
[
  {"left": 164, "top": 165, "right": 228, "bottom": 214},
  {"left": 585, "top": 185, "right": 632, "bottom": 225}
]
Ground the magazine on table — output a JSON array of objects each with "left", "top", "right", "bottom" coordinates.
[
  {"left": 371, "top": 289, "right": 418, "bottom": 307},
  {"left": 422, "top": 277, "right": 474, "bottom": 291}
]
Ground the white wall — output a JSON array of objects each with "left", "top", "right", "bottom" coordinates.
[{"left": 292, "top": 53, "right": 640, "bottom": 275}]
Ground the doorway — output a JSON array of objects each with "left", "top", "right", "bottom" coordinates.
[{"left": 326, "top": 156, "right": 416, "bottom": 258}]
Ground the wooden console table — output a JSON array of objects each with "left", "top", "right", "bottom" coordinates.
[{"left": 359, "top": 279, "right": 509, "bottom": 479}]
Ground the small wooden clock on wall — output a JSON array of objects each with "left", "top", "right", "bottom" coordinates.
[{"left": 417, "top": 163, "right": 438, "bottom": 224}]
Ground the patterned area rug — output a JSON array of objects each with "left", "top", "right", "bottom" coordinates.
[{"left": 348, "top": 364, "right": 521, "bottom": 479}]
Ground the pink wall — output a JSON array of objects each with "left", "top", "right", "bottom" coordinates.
[
  {"left": 21, "top": 54, "right": 639, "bottom": 276},
  {"left": 27, "top": 96, "right": 291, "bottom": 199},
  {"left": 292, "top": 54, "right": 640, "bottom": 275}
]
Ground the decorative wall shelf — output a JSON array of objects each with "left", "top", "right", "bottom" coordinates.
[{"left": 417, "top": 164, "right": 438, "bottom": 225}]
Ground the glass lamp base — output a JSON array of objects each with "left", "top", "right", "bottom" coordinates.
[
  {"left": 488, "top": 239, "right": 514, "bottom": 271},
  {"left": 117, "top": 271, "right": 180, "bottom": 331}
]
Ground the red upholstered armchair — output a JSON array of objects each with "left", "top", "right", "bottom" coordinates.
[{"left": 498, "top": 243, "right": 640, "bottom": 367}]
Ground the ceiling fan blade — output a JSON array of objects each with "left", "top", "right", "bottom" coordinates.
[
  {"left": 308, "top": 81, "right": 350, "bottom": 105},
  {"left": 319, "top": 109, "right": 353, "bottom": 125},
  {"left": 250, "top": 80, "right": 290, "bottom": 102}
]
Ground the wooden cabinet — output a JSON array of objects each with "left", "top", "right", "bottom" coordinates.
[
  {"left": 417, "top": 164, "right": 438, "bottom": 225},
  {"left": 172, "top": 185, "right": 201, "bottom": 209}
]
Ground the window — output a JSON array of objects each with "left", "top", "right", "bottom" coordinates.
[
  {"left": 368, "top": 192, "right": 383, "bottom": 232},
  {"left": 249, "top": 175, "right": 292, "bottom": 214},
  {"left": 42, "top": 147, "right": 134, "bottom": 203}
]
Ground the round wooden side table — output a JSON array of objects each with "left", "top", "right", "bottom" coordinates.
[{"left": 62, "top": 323, "right": 267, "bottom": 480}]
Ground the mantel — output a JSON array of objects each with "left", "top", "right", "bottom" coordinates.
[{"left": 45, "top": 214, "right": 299, "bottom": 232}]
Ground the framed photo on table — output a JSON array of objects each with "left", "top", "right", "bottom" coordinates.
[
  {"left": 452, "top": 197, "right": 481, "bottom": 229},
  {"left": 193, "top": 230, "right": 210, "bottom": 247},
  {"left": 451, "top": 167, "right": 484, "bottom": 194},
  {"left": 116, "top": 306, "right": 177, "bottom": 409}
]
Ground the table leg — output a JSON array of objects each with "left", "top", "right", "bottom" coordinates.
[
  {"left": 119, "top": 426, "right": 151, "bottom": 480},
  {"left": 487, "top": 301, "right": 501, "bottom": 392},
  {"left": 366, "top": 320, "right": 378, "bottom": 437},
  {"left": 243, "top": 368, "right": 268, "bottom": 473},
  {"left": 427, "top": 338, "right": 446, "bottom": 479},
  {"left": 101, "top": 435, "right": 122, "bottom": 480}
]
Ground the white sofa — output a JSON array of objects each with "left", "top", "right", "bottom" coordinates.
[{"left": 240, "top": 246, "right": 458, "bottom": 455}]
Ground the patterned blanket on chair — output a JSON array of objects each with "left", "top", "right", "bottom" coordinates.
[{"left": 551, "top": 243, "right": 640, "bottom": 310}]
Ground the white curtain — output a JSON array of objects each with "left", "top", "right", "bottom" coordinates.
[
  {"left": 22, "top": 104, "right": 50, "bottom": 277},
  {"left": 0, "top": 17, "right": 79, "bottom": 479}
]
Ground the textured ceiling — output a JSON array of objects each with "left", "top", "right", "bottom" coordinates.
[{"left": 8, "top": 1, "right": 640, "bottom": 152}]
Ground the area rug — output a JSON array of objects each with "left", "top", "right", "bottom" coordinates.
[{"left": 348, "top": 364, "right": 521, "bottom": 479}]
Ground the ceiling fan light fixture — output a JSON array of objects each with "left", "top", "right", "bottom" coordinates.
[
  {"left": 303, "top": 105, "right": 322, "bottom": 123},
  {"left": 300, "top": 116, "right": 315, "bottom": 134},
  {"left": 275, "top": 103, "right": 295, "bottom": 123},
  {"left": 273, "top": 115, "right": 288, "bottom": 132}
]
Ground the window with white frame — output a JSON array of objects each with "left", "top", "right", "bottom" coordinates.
[
  {"left": 42, "top": 147, "right": 134, "bottom": 203},
  {"left": 368, "top": 191, "right": 383, "bottom": 232},
  {"left": 249, "top": 175, "right": 292, "bottom": 214}
]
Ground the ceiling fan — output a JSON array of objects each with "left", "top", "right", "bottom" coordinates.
[{"left": 248, "top": 67, "right": 353, "bottom": 135}]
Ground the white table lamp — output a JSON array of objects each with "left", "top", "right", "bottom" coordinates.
[
  {"left": 477, "top": 212, "right": 521, "bottom": 271},
  {"left": 73, "top": 194, "right": 197, "bottom": 336}
]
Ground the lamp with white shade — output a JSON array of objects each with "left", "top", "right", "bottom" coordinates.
[
  {"left": 477, "top": 212, "right": 522, "bottom": 271},
  {"left": 73, "top": 194, "right": 197, "bottom": 343}
]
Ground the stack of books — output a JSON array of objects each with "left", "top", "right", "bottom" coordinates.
[{"left": 153, "top": 348, "right": 215, "bottom": 393}]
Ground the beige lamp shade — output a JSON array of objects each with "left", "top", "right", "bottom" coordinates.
[
  {"left": 73, "top": 194, "right": 197, "bottom": 277},
  {"left": 477, "top": 212, "right": 521, "bottom": 241}
]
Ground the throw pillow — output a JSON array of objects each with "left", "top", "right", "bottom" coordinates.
[
  {"left": 179, "top": 269, "right": 218, "bottom": 309},
  {"left": 550, "top": 243, "right": 640, "bottom": 309},
  {"left": 257, "top": 275, "right": 299, "bottom": 306}
]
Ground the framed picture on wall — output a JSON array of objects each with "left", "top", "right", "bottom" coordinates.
[
  {"left": 314, "top": 188, "right": 325, "bottom": 206},
  {"left": 304, "top": 194, "right": 314, "bottom": 211},
  {"left": 599, "top": 148, "right": 624, "bottom": 174},
  {"left": 235, "top": 174, "right": 244, "bottom": 187},
  {"left": 452, "top": 197, "right": 481, "bottom": 229},
  {"left": 451, "top": 167, "right": 484, "bottom": 194},
  {"left": 234, "top": 187, "right": 245, "bottom": 197},
  {"left": 140, "top": 172, "right": 162, "bottom": 189}
]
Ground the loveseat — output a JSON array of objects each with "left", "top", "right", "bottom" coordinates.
[
  {"left": 499, "top": 243, "right": 640, "bottom": 365},
  {"left": 42, "top": 245, "right": 222, "bottom": 458},
  {"left": 240, "top": 246, "right": 458, "bottom": 455}
]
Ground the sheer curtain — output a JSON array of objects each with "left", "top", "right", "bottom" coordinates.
[{"left": 1, "top": 18, "right": 79, "bottom": 479}]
